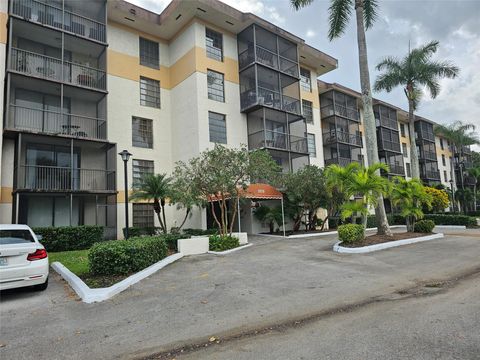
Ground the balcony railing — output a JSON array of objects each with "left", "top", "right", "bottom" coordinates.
[
  {"left": 11, "top": 0, "right": 106, "bottom": 43},
  {"left": 10, "top": 48, "right": 106, "bottom": 91},
  {"left": 248, "top": 130, "right": 307, "bottom": 154},
  {"left": 17, "top": 165, "right": 115, "bottom": 192},
  {"left": 324, "top": 157, "right": 363, "bottom": 167},
  {"left": 381, "top": 163, "right": 405, "bottom": 176},
  {"left": 379, "top": 139, "right": 401, "bottom": 153},
  {"left": 421, "top": 169, "right": 441, "bottom": 181},
  {"left": 322, "top": 130, "right": 362, "bottom": 147},
  {"left": 239, "top": 45, "right": 299, "bottom": 78},
  {"left": 282, "top": 95, "right": 300, "bottom": 114},
  {"left": 320, "top": 104, "right": 360, "bottom": 122},
  {"left": 8, "top": 105, "right": 107, "bottom": 140},
  {"left": 420, "top": 150, "right": 437, "bottom": 161},
  {"left": 376, "top": 117, "right": 398, "bottom": 130},
  {"left": 289, "top": 135, "right": 308, "bottom": 154},
  {"left": 241, "top": 87, "right": 301, "bottom": 115},
  {"left": 417, "top": 130, "right": 435, "bottom": 142}
]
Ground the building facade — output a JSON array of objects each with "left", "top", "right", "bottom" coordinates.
[{"left": 0, "top": 0, "right": 469, "bottom": 236}]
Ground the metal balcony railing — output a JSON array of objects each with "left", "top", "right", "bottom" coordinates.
[
  {"left": 376, "top": 116, "right": 398, "bottom": 130},
  {"left": 10, "top": 48, "right": 106, "bottom": 91},
  {"left": 17, "top": 165, "right": 115, "bottom": 192},
  {"left": 324, "top": 157, "right": 362, "bottom": 167},
  {"left": 382, "top": 163, "right": 405, "bottom": 176},
  {"left": 8, "top": 105, "right": 107, "bottom": 140},
  {"left": 248, "top": 130, "right": 287, "bottom": 151},
  {"left": 420, "top": 150, "right": 437, "bottom": 161},
  {"left": 289, "top": 135, "right": 308, "bottom": 153},
  {"left": 320, "top": 104, "right": 360, "bottom": 121},
  {"left": 379, "top": 139, "right": 401, "bottom": 153},
  {"left": 11, "top": 0, "right": 106, "bottom": 43},
  {"left": 282, "top": 95, "right": 300, "bottom": 114},
  {"left": 241, "top": 87, "right": 301, "bottom": 115},
  {"left": 322, "top": 130, "right": 363, "bottom": 147},
  {"left": 421, "top": 170, "right": 441, "bottom": 181}
]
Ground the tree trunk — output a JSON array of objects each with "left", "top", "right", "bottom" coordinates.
[
  {"left": 320, "top": 215, "right": 329, "bottom": 231},
  {"left": 178, "top": 208, "right": 191, "bottom": 230},
  {"left": 153, "top": 199, "right": 165, "bottom": 233},
  {"left": 354, "top": 0, "right": 392, "bottom": 236},
  {"left": 161, "top": 198, "right": 167, "bottom": 234},
  {"left": 228, "top": 196, "right": 239, "bottom": 235},
  {"left": 209, "top": 200, "right": 222, "bottom": 233},
  {"left": 450, "top": 153, "right": 456, "bottom": 212},
  {"left": 407, "top": 96, "right": 420, "bottom": 179}
]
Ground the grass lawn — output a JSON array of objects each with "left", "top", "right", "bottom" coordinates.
[{"left": 48, "top": 249, "right": 90, "bottom": 276}]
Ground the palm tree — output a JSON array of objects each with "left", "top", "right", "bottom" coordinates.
[
  {"left": 390, "top": 178, "right": 432, "bottom": 232},
  {"left": 374, "top": 41, "right": 459, "bottom": 179},
  {"left": 254, "top": 205, "right": 283, "bottom": 234},
  {"left": 291, "top": 0, "right": 391, "bottom": 236},
  {"left": 467, "top": 167, "right": 480, "bottom": 212},
  {"left": 434, "top": 121, "right": 480, "bottom": 192},
  {"left": 130, "top": 173, "right": 172, "bottom": 234}
]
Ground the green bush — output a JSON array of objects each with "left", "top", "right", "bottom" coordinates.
[
  {"left": 366, "top": 214, "right": 405, "bottom": 228},
  {"left": 209, "top": 234, "right": 240, "bottom": 252},
  {"left": 32, "top": 225, "right": 104, "bottom": 252},
  {"left": 338, "top": 224, "right": 365, "bottom": 243},
  {"left": 423, "top": 214, "right": 476, "bottom": 227},
  {"left": 123, "top": 227, "right": 162, "bottom": 237},
  {"left": 414, "top": 220, "right": 435, "bottom": 233},
  {"left": 183, "top": 228, "right": 218, "bottom": 236},
  {"left": 89, "top": 236, "right": 168, "bottom": 275},
  {"left": 160, "top": 233, "right": 190, "bottom": 251}
]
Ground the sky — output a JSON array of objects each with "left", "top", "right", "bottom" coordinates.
[{"left": 129, "top": 0, "right": 480, "bottom": 130}]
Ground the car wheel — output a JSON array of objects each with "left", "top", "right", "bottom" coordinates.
[{"left": 34, "top": 278, "right": 48, "bottom": 291}]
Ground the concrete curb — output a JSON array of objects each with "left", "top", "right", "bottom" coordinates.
[
  {"left": 433, "top": 225, "right": 466, "bottom": 230},
  {"left": 259, "top": 225, "right": 405, "bottom": 239},
  {"left": 333, "top": 233, "right": 444, "bottom": 254},
  {"left": 51, "top": 252, "right": 184, "bottom": 304},
  {"left": 207, "top": 243, "right": 254, "bottom": 255}
]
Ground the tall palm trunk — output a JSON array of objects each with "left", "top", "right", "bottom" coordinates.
[
  {"left": 407, "top": 92, "right": 420, "bottom": 178},
  {"left": 450, "top": 151, "right": 456, "bottom": 212},
  {"left": 354, "top": 0, "right": 391, "bottom": 236}
]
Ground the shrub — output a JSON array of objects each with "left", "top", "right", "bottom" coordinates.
[
  {"left": 123, "top": 227, "right": 162, "bottom": 237},
  {"left": 32, "top": 225, "right": 104, "bottom": 252},
  {"left": 414, "top": 220, "right": 435, "bottom": 233},
  {"left": 365, "top": 214, "right": 405, "bottom": 228},
  {"left": 424, "top": 187, "right": 450, "bottom": 213},
  {"left": 161, "top": 233, "right": 190, "bottom": 251},
  {"left": 338, "top": 224, "right": 365, "bottom": 243},
  {"left": 209, "top": 234, "right": 240, "bottom": 252},
  {"left": 183, "top": 228, "right": 218, "bottom": 236},
  {"left": 89, "top": 236, "right": 168, "bottom": 275},
  {"left": 423, "top": 214, "right": 476, "bottom": 227}
]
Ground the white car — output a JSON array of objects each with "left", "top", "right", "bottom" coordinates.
[{"left": 0, "top": 224, "right": 49, "bottom": 291}]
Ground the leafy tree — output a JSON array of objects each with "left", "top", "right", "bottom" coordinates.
[
  {"left": 374, "top": 40, "right": 459, "bottom": 179},
  {"left": 170, "top": 175, "right": 205, "bottom": 231},
  {"left": 390, "top": 178, "right": 432, "bottom": 232},
  {"left": 424, "top": 186, "right": 450, "bottom": 213},
  {"left": 455, "top": 188, "right": 474, "bottom": 213},
  {"left": 291, "top": 0, "right": 391, "bottom": 236},
  {"left": 253, "top": 206, "right": 283, "bottom": 234},
  {"left": 283, "top": 165, "right": 328, "bottom": 231},
  {"left": 173, "top": 145, "right": 281, "bottom": 236},
  {"left": 130, "top": 173, "right": 172, "bottom": 234},
  {"left": 467, "top": 167, "right": 480, "bottom": 211}
]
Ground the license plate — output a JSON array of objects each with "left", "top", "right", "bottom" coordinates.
[{"left": 0, "top": 257, "right": 7, "bottom": 266}]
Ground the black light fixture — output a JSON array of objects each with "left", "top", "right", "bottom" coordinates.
[{"left": 119, "top": 150, "right": 132, "bottom": 239}]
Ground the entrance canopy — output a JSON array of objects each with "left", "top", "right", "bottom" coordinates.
[{"left": 207, "top": 183, "right": 283, "bottom": 202}]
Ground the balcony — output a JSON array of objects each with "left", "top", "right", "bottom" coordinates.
[
  {"left": 421, "top": 169, "right": 441, "bottom": 181},
  {"left": 376, "top": 116, "right": 398, "bottom": 130},
  {"left": 420, "top": 150, "right": 437, "bottom": 161},
  {"left": 382, "top": 163, "right": 405, "bottom": 176},
  {"left": 16, "top": 165, "right": 115, "bottom": 192},
  {"left": 238, "top": 45, "right": 299, "bottom": 78},
  {"left": 241, "top": 87, "right": 301, "bottom": 115},
  {"left": 320, "top": 104, "right": 360, "bottom": 122},
  {"left": 10, "top": 47, "right": 106, "bottom": 91},
  {"left": 322, "top": 130, "right": 362, "bottom": 147},
  {"left": 379, "top": 139, "right": 401, "bottom": 153},
  {"left": 248, "top": 130, "right": 308, "bottom": 154},
  {"left": 324, "top": 157, "right": 363, "bottom": 167},
  {"left": 416, "top": 130, "right": 435, "bottom": 142},
  {"left": 7, "top": 105, "right": 107, "bottom": 140},
  {"left": 10, "top": 0, "right": 106, "bottom": 43}
]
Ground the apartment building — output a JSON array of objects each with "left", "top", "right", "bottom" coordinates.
[{"left": 0, "top": 0, "right": 337, "bottom": 237}]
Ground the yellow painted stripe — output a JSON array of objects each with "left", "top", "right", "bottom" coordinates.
[
  {"left": 0, "top": 12, "right": 7, "bottom": 44},
  {"left": 301, "top": 89, "right": 320, "bottom": 109},
  {"left": 0, "top": 187, "right": 13, "bottom": 204}
]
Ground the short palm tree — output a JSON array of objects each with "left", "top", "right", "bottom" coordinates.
[
  {"left": 374, "top": 41, "right": 459, "bottom": 179},
  {"left": 390, "top": 177, "right": 432, "bottom": 232},
  {"left": 130, "top": 173, "right": 172, "bottom": 234},
  {"left": 291, "top": 0, "right": 391, "bottom": 236},
  {"left": 254, "top": 205, "right": 283, "bottom": 234}
]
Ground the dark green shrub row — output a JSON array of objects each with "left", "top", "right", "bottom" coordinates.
[
  {"left": 338, "top": 224, "right": 365, "bottom": 243},
  {"left": 32, "top": 225, "right": 104, "bottom": 252},
  {"left": 467, "top": 211, "right": 480, "bottom": 217},
  {"left": 89, "top": 236, "right": 168, "bottom": 275},
  {"left": 366, "top": 214, "right": 405, "bottom": 228},
  {"left": 183, "top": 228, "right": 218, "bottom": 236},
  {"left": 423, "top": 214, "right": 476, "bottom": 227},
  {"left": 209, "top": 234, "right": 240, "bottom": 251},
  {"left": 123, "top": 227, "right": 162, "bottom": 237},
  {"left": 414, "top": 220, "right": 435, "bottom": 233},
  {"left": 159, "top": 233, "right": 191, "bottom": 251}
]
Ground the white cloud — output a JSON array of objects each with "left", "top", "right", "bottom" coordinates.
[{"left": 306, "top": 29, "right": 316, "bottom": 38}]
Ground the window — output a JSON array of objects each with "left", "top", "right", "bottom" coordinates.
[
  {"left": 302, "top": 100, "right": 313, "bottom": 124},
  {"left": 440, "top": 138, "right": 444, "bottom": 150},
  {"left": 307, "top": 133, "right": 316, "bottom": 157},
  {"left": 132, "top": 159, "right": 154, "bottom": 188},
  {"left": 300, "top": 68, "right": 311, "bottom": 92},
  {"left": 206, "top": 28, "right": 223, "bottom": 61},
  {"left": 406, "top": 163, "right": 411, "bottom": 177},
  {"left": 139, "top": 37, "right": 159, "bottom": 69},
  {"left": 444, "top": 170, "right": 448, "bottom": 182},
  {"left": 132, "top": 117, "right": 153, "bottom": 148},
  {"left": 402, "top": 143, "right": 408, "bottom": 158},
  {"left": 207, "top": 70, "right": 225, "bottom": 102},
  {"left": 140, "top": 77, "right": 160, "bottom": 108},
  {"left": 133, "top": 204, "right": 154, "bottom": 228},
  {"left": 442, "top": 154, "right": 446, "bottom": 166},
  {"left": 400, "top": 123, "right": 406, "bottom": 137},
  {"left": 208, "top": 112, "right": 227, "bottom": 144}
]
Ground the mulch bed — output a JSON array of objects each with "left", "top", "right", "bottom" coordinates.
[{"left": 341, "top": 232, "right": 432, "bottom": 248}]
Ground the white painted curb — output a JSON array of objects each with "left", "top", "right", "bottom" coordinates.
[
  {"left": 333, "top": 233, "right": 444, "bottom": 254},
  {"left": 259, "top": 225, "right": 405, "bottom": 238},
  {"left": 433, "top": 225, "right": 466, "bottom": 230},
  {"left": 207, "top": 243, "right": 253, "bottom": 255},
  {"left": 51, "top": 252, "right": 184, "bottom": 304}
]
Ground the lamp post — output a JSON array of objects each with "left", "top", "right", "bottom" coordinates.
[
  {"left": 119, "top": 150, "right": 132, "bottom": 239},
  {"left": 449, "top": 179, "right": 455, "bottom": 213}
]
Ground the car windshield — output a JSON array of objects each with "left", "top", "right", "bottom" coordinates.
[{"left": 0, "top": 230, "right": 35, "bottom": 245}]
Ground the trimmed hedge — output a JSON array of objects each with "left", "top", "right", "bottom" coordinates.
[
  {"left": 159, "top": 233, "right": 191, "bottom": 251},
  {"left": 366, "top": 214, "right": 405, "bottom": 228},
  {"left": 209, "top": 234, "right": 240, "bottom": 252},
  {"left": 32, "top": 225, "right": 104, "bottom": 252},
  {"left": 183, "top": 228, "right": 218, "bottom": 236},
  {"left": 414, "top": 220, "right": 435, "bottom": 233},
  {"left": 89, "top": 236, "right": 168, "bottom": 275},
  {"left": 338, "top": 224, "right": 365, "bottom": 243},
  {"left": 123, "top": 227, "right": 162, "bottom": 237},
  {"left": 423, "top": 214, "right": 476, "bottom": 227}
]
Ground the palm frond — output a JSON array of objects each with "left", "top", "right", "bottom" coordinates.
[
  {"left": 363, "top": 0, "right": 379, "bottom": 29},
  {"left": 290, "top": 0, "right": 315, "bottom": 10},
  {"left": 328, "top": 0, "right": 353, "bottom": 41}
]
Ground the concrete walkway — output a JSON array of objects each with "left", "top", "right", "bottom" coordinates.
[{"left": 0, "top": 230, "right": 479, "bottom": 360}]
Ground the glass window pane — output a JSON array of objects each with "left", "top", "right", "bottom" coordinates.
[
  {"left": 139, "top": 37, "right": 159, "bottom": 69},
  {"left": 132, "top": 117, "right": 153, "bottom": 148},
  {"left": 300, "top": 68, "right": 311, "bottom": 92},
  {"left": 133, "top": 203, "right": 154, "bottom": 228},
  {"left": 132, "top": 159, "right": 154, "bottom": 188},
  {"left": 302, "top": 99, "right": 313, "bottom": 124},
  {"left": 208, "top": 112, "right": 226, "bottom": 144},
  {"left": 206, "top": 28, "right": 223, "bottom": 61},
  {"left": 207, "top": 70, "right": 225, "bottom": 102},
  {"left": 140, "top": 77, "right": 161, "bottom": 108}
]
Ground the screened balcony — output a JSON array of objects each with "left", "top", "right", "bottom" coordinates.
[
  {"left": 323, "top": 144, "right": 364, "bottom": 167},
  {"left": 374, "top": 104, "right": 398, "bottom": 130},
  {"left": 380, "top": 154, "right": 405, "bottom": 177},
  {"left": 378, "top": 127, "right": 402, "bottom": 153},
  {"left": 6, "top": 75, "right": 107, "bottom": 140},
  {"left": 320, "top": 90, "right": 360, "bottom": 122},
  {"left": 10, "top": 0, "right": 106, "bottom": 43},
  {"left": 415, "top": 120, "right": 436, "bottom": 143},
  {"left": 322, "top": 117, "right": 362, "bottom": 147},
  {"left": 418, "top": 142, "right": 437, "bottom": 162},
  {"left": 238, "top": 24, "right": 299, "bottom": 78}
]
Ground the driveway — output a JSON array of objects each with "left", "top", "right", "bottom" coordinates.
[{"left": 1, "top": 230, "right": 479, "bottom": 360}]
